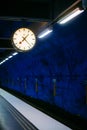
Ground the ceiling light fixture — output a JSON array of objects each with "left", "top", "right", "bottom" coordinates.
[
  {"left": 12, "top": 52, "right": 18, "bottom": 56},
  {"left": 38, "top": 28, "right": 53, "bottom": 38},
  {"left": 0, "top": 52, "right": 18, "bottom": 65},
  {"left": 58, "top": 7, "right": 84, "bottom": 24}
]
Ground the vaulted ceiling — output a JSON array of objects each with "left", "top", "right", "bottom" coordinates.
[{"left": 0, "top": 0, "right": 83, "bottom": 61}]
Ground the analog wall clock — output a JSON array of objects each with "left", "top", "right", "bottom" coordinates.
[{"left": 12, "top": 27, "right": 36, "bottom": 52}]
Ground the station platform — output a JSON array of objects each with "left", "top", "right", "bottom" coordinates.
[{"left": 0, "top": 88, "right": 71, "bottom": 130}]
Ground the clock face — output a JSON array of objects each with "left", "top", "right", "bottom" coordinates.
[{"left": 12, "top": 28, "right": 36, "bottom": 52}]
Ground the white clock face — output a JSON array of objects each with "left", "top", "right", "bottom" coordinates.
[{"left": 12, "top": 28, "right": 36, "bottom": 52}]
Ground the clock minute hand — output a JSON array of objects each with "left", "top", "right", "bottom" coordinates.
[
  {"left": 24, "top": 38, "right": 31, "bottom": 47},
  {"left": 22, "top": 35, "right": 32, "bottom": 47},
  {"left": 22, "top": 34, "right": 29, "bottom": 40},
  {"left": 19, "top": 34, "right": 29, "bottom": 44}
]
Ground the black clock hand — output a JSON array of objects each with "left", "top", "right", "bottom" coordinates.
[
  {"left": 24, "top": 38, "right": 32, "bottom": 47},
  {"left": 22, "top": 34, "right": 29, "bottom": 41},
  {"left": 19, "top": 34, "right": 29, "bottom": 44},
  {"left": 19, "top": 37, "right": 25, "bottom": 44}
]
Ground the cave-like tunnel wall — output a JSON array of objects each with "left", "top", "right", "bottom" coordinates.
[{"left": 0, "top": 11, "right": 87, "bottom": 119}]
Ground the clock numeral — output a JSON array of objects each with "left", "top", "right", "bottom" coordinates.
[
  {"left": 24, "top": 47, "right": 26, "bottom": 50},
  {"left": 14, "top": 33, "right": 18, "bottom": 35},
  {"left": 13, "top": 37, "right": 16, "bottom": 40}
]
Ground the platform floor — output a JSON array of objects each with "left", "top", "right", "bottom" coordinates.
[{"left": 0, "top": 88, "right": 71, "bottom": 130}]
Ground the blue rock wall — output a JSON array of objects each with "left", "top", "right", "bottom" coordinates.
[{"left": 0, "top": 11, "right": 87, "bottom": 119}]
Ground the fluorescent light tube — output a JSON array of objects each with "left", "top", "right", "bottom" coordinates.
[
  {"left": 0, "top": 52, "right": 18, "bottom": 65},
  {"left": 38, "top": 28, "right": 53, "bottom": 38},
  {"left": 1, "top": 60, "right": 5, "bottom": 63},
  {"left": 5, "top": 58, "right": 9, "bottom": 61},
  {"left": 8, "top": 55, "right": 13, "bottom": 59},
  {"left": 12, "top": 52, "right": 18, "bottom": 56},
  {"left": 58, "top": 8, "right": 84, "bottom": 24}
]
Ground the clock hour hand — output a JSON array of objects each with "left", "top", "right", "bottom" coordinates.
[
  {"left": 19, "top": 34, "right": 29, "bottom": 44},
  {"left": 22, "top": 34, "right": 29, "bottom": 41},
  {"left": 19, "top": 37, "right": 25, "bottom": 44},
  {"left": 22, "top": 35, "right": 32, "bottom": 46}
]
